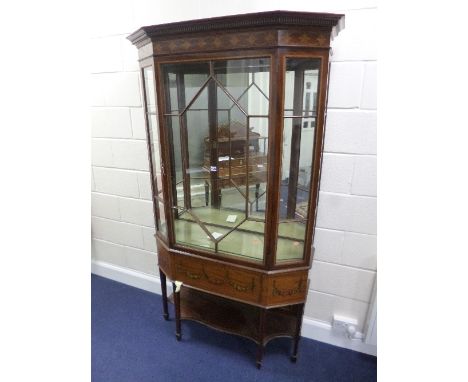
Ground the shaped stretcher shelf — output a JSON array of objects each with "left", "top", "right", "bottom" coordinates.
[{"left": 169, "top": 286, "right": 299, "bottom": 345}]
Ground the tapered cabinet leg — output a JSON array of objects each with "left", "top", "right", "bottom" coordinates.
[
  {"left": 291, "top": 303, "right": 305, "bottom": 363},
  {"left": 159, "top": 269, "right": 169, "bottom": 320},
  {"left": 256, "top": 308, "right": 266, "bottom": 369},
  {"left": 172, "top": 282, "right": 182, "bottom": 341}
]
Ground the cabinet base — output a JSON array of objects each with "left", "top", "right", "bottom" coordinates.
[{"left": 168, "top": 286, "right": 303, "bottom": 367}]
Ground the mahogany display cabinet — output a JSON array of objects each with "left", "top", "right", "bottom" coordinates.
[{"left": 128, "top": 10, "right": 344, "bottom": 368}]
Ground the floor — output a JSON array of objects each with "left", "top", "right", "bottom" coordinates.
[{"left": 92, "top": 274, "right": 377, "bottom": 382}]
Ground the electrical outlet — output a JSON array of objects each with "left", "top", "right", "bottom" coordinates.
[{"left": 332, "top": 314, "right": 358, "bottom": 331}]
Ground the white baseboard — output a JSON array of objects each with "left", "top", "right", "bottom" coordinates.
[
  {"left": 91, "top": 260, "right": 162, "bottom": 295},
  {"left": 92, "top": 260, "right": 376, "bottom": 357}
]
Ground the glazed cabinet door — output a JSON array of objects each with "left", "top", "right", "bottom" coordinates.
[
  {"left": 275, "top": 56, "right": 323, "bottom": 265},
  {"left": 159, "top": 58, "right": 272, "bottom": 264}
]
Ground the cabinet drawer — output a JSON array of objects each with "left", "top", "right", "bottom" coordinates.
[{"left": 173, "top": 254, "right": 262, "bottom": 304}]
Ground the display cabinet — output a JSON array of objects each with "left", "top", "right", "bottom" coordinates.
[{"left": 128, "top": 10, "right": 344, "bottom": 368}]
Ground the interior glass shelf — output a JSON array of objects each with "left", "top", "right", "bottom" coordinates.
[{"left": 174, "top": 206, "right": 305, "bottom": 262}]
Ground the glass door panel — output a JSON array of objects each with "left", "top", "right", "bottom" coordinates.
[
  {"left": 276, "top": 58, "right": 320, "bottom": 263},
  {"left": 162, "top": 58, "right": 270, "bottom": 262}
]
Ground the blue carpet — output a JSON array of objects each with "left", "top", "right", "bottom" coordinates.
[{"left": 92, "top": 274, "right": 376, "bottom": 382}]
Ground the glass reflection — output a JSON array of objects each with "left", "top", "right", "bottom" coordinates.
[
  {"left": 162, "top": 58, "right": 270, "bottom": 261},
  {"left": 276, "top": 58, "right": 320, "bottom": 262},
  {"left": 143, "top": 67, "right": 167, "bottom": 238}
]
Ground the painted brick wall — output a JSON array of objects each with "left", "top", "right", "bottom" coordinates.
[{"left": 91, "top": 0, "right": 377, "bottom": 332}]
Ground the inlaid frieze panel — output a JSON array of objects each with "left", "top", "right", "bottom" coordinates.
[
  {"left": 151, "top": 30, "right": 277, "bottom": 56},
  {"left": 278, "top": 29, "right": 330, "bottom": 48}
]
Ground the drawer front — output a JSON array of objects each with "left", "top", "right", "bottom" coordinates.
[
  {"left": 264, "top": 270, "right": 308, "bottom": 306},
  {"left": 173, "top": 254, "right": 262, "bottom": 304}
]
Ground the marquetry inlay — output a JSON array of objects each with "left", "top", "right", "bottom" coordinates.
[
  {"left": 153, "top": 30, "right": 277, "bottom": 55},
  {"left": 278, "top": 30, "right": 330, "bottom": 48},
  {"left": 176, "top": 263, "right": 256, "bottom": 294},
  {"left": 272, "top": 279, "right": 307, "bottom": 297}
]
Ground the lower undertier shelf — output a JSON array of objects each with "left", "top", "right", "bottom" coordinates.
[{"left": 169, "top": 286, "right": 298, "bottom": 346}]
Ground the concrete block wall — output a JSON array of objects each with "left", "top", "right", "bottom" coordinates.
[{"left": 91, "top": 0, "right": 377, "bottom": 333}]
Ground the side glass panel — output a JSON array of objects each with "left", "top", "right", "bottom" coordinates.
[
  {"left": 276, "top": 58, "right": 320, "bottom": 262},
  {"left": 143, "top": 67, "right": 167, "bottom": 237},
  {"left": 148, "top": 114, "right": 163, "bottom": 198},
  {"left": 162, "top": 58, "right": 270, "bottom": 262}
]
